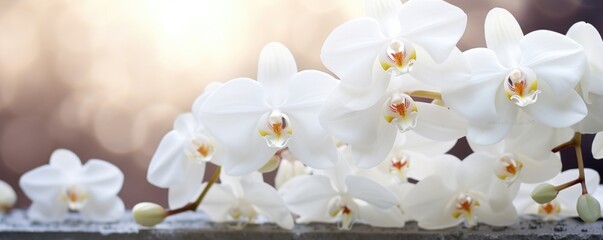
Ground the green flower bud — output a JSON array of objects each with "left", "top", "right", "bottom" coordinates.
[
  {"left": 132, "top": 202, "right": 167, "bottom": 227},
  {"left": 530, "top": 183, "right": 558, "bottom": 204},
  {"left": 577, "top": 194, "right": 601, "bottom": 223}
]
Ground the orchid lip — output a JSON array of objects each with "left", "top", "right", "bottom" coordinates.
[
  {"left": 62, "top": 184, "right": 88, "bottom": 211},
  {"left": 383, "top": 93, "right": 419, "bottom": 132},
  {"left": 257, "top": 110, "right": 293, "bottom": 148},
  {"left": 503, "top": 68, "right": 541, "bottom": 107},
  {"left": 379, "top": 39, "right": 416, "bottom": 76},
  {"left": 450, "top": 192, "right": 480, "bottom": 228},
  {"left": 493, "top": 153, "right": 523, "bottom": 185},
  {"left": 186, "top": 135, "right": 215, "bottom": 163}
]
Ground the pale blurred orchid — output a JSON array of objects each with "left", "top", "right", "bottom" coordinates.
[
  {"left": 321, "top": 0, "right": 466, "bottom": 87},
  {"left": 443, "top": 8, "right": 587, "bottom": 144},
  {"left": 566, "top": 22, "right": 603, "bottom": 133},
  {"left": 514, "top": 169, "right": 600, "bottom": 221},
  {"left": 197, "top": 172, "right": 294, "bottom": 230},
  {"left": 402, "top": 154, "right": 517, "bottom": 229},
  {"left": 279, "top": 147, "right": 404, "bottom": 230},
  {"left": 19, "top": 149, "right": 124, "bottom": 222},
  {"left": 199, "top": 42, "right": 338, "bottom": 175}
]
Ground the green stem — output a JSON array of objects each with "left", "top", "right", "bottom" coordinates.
[{"left": 166, "top": 166, "right": 221, "bottom": 216}]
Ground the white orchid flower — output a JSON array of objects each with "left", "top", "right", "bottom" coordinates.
[
  {"left": 514, "top": 169, "right": 600, "bottom": 221},
  {"left": 402, "top": 154, "right": 517, "bottom": 229},
  {"left": 354, "top": 131, "right": 456, "bottom": 184},
  {"left": 467, "top": 115, "right": 572, "bottom": 211},
  {"left": 279, "top": 147, "right": 403, "bottom": 229},
  {"left": 320, "top": 59, "right": 466, "bottom": 168},
  {"left": 19, "top": 149, "right": 125, "bottom": 222},
  {"left": 197, "top": 172, "right": 294, "bottom": 230},
  {"left": 566, "top": 22, "right": 603, "bottom": 133},
  {"left": 443, "top": 8, "right": 587, "bottom": 144},
  {"left": 147, "top": 112, "right": 226, "bottom": 209},
  {"left": 0, "top": 180, "right": 16, "bottom": 213},
  {"left": 321, "top": 0, "right": 466, "bottom": 88},
  {"left": 199, "top": 42, "right": 338, "bottom": 175}
]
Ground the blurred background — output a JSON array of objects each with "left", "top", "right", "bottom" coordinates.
[{"left": 1, "top": 0, "right": 602, "bottom": 208}]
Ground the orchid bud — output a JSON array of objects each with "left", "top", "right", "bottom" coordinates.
[
  {"left": 0, "top": 180, "right": 16, "bottom": 213},
  {"left": 531, "top": 183, "right": 558, "bottom": 204},
  {"left": 577, "top": 194, "right": 601, "bottom": 223},
  {"left": 132, "top": 202, "right": 167, "bottom": 227}
]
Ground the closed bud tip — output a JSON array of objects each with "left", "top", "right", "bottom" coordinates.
[
  {"left": 577, "top": 194, "right": 601, "bottom": 223},
  {"left": 132, "top": 202, "right": 167, "bottom": 227},
  {"left": 0, "top": 180, "right": 16, "bottom": 213},
  {"left": 531, "top": 183, "right": 558, "bottom": 204}
]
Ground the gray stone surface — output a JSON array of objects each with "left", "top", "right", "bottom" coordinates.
[{"left": 1, "top": 210, "right": 602, "bottom": 239}]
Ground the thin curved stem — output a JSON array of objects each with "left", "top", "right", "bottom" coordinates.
[
  {"left": 166, "top": 166, "right": 221, "bottom": 216},
  {"left": 553, "top": 133, "right": 587, "bottom": 195},
  {"left": 408, "top": 90, "right": 442, "bottom": 101}
]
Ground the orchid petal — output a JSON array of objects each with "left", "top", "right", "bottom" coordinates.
[
  {"left": 365, "top": 0, "right": 402, "bottom": 38},
  {"left": 398, "top": 0, "right": 466, "bottom": 63},
  {"left": 27, "top": 201, "right": 68, "bottom": 223},
  {"left": 574, "top": 93, "right": 603, "bottom": 133},
  {"left": 282, "top": 70, "right": 337, "bottom": 111},
  {"left": 242, "top": 179, "right": 294, "bottom": 229},
  {"left": 320, "top": 95, "right": 383, "bottom": 146},
  {"left": 593, "top": 132, "right": 603, "bottom": 159},
  {"left": 567, "top": 22, "right": 603, "bottom": 95},
  {"left": 199, "top": 78, "right": 269, "bottom": 152},
  {"left": 349, "top": 118, "right": 397, "bottom": 168},
  {"left": 221, "top": 139, "right": 275, "bottom": 176},
  {"left": 279, "top": 175, "right": 337, "bottom": 220},
  {"left": 457, "top": 153, "right": 495, "bottom": 191},
  {"left": 522, "top": 80, "right": 587, "bottom": 128},
  {"left": 79, "top": 159, "right": 124, "bottom": 202},
  {"left": 413, "top": 102, "right": 467, "bottom": 141},
  {"left": 399, "top": 131, "right": 456, "bottom": 157},
  {"left": 192, "top": 82, "right": 224, "bottom": 116},
  {"left": 19, "top": 165, "right": 66, "bottom": 204},
  {"left": 147, "top": 131, "right": 186, "bottom": 187},
  {"left": 167, "top": 160, "right": 205, "bottom": 209},
  {"left": 520, "top": 30, "right": 586, "bottom": 98},
  {"left": 321, "top": 18, "right": 387, "bottom": 87},
  {"left": 487, "top": 180, "right": 520, "bottom": 213},
  {"left": 476, "top": 203, "right": 518, "bottom": 226},
  {"left": 402, "top": 175, "right": 455, "bottom": 222},
  {"left": 484, "top": 8, "right": 523, "bottom": 67},
  {"left": 49, "top": 149, "right": 82, "bottom": 174},
  {"left": 410, "top": 47, "right": 471, "bottom": 91},
  {"left": 197, "top": 183, "right": 237, "bottom": 222},
  {"left": 345, "top": 175, "right": 398, "bottom": 209},
  {"left": 80, "top": 197, "right": 125, "bottom": 222},
  {"left": 358, "top": 204, "right": 406, "bottom": 228},
  {"left": 443, "top": 48, "right": 507, "bottom": 123},
  {"left": 518, "top": 153, "right": 561, "bottom": 183},
  {"left": 314, "top": 148, "right": 353, "bottom": 192},
  {"left": 286, "top": 109, "right": 337, "bottom": 169},
  {"left": 173, "top": 113, "right": 197, "bottom": 134},
  {"left": 257, "top": 42, "right": 297, "bottom": 106}
]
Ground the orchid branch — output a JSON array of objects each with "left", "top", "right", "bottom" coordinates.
[
  {"left": 551, "top": 133, "right": 586, "bottom": 194},
  {"left": 133, "top": 166, "right": 222, "bottom": 227}
]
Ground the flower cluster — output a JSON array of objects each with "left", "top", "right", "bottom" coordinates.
[{"left": 138, "top": 0, "right": 603, "bottom": 230}]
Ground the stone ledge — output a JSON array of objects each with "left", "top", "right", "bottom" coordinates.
[{"left": 1, "top": 210, "right": 602, "bottom": 240}]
